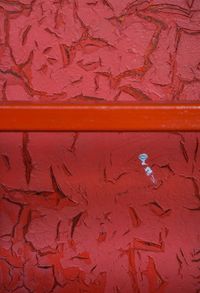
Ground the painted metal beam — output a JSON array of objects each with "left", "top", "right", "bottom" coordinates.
[{"left": 0, "top": 103, "right": 199, "bottom": 131}]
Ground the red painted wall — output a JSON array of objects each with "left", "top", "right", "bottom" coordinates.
[
  {"left": 0, "top": 1, "right": 200, "bottom": 293},
  {"left": 1, "top": 0, "right": 200, "bottom": 102}
]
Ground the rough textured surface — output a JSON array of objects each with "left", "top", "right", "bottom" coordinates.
[
  {"left": 1, "top": 0, "right": 200, "bottom": 292},
  {"left": 0, "top": 132, "right": 200, "bottom": 292},
  {"left": 0, "top": 0, "right": 200, "bottom": 102}
]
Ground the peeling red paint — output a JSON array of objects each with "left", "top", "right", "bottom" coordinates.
[
  {"left": 0, "top": 132, "right": 200, "bottom": 292},
  {"left": 1, "top": 0, "right": 200, "bottom": 292},
  {"left": 0, "top": 0, "right": 200, "bottom": 102}
]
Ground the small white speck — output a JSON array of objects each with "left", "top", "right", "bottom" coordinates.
[{"left": 138, "top": 153, "right": 157, "bottom": 185}]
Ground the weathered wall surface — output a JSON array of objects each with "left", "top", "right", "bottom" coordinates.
[
  {"left": 0, "top": 1, "right": 200, "bottom": 293},
  {"left": 0, "top": 0, "right": 200, "bottom": 102},
  {"left": 1, "top": 132, "right": 200, "bottom": 292}
]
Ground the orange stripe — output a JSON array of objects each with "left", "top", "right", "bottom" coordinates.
[{"left": 0, "top": 103, "right": 199, "bottom": 131}]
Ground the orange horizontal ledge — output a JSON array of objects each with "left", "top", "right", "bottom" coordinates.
[{"left": 0, "top": 103, "right": 200, "bottom": 131}]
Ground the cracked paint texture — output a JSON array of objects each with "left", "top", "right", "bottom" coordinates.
[
  {"left": 0, "top": 132, "right": 200, "bottom": 292},
  {"left": 1, "top": 0, "right": 200, "bottom": 292},
  {"left": 0, "top": 0, "right": 200, "bottom": 101}
]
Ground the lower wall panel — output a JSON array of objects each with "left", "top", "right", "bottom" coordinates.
[{"left": 0, "top": 132, "right": 200, "bottom": 293}]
